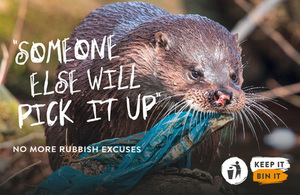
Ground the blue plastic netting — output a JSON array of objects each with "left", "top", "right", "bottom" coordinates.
[{"left": 31, "top": 111, "right": 232, "bottom": 195}]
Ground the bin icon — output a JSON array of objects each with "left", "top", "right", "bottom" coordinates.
[{"left": 227, "top": 167, "right": 234, "bottom": 179}]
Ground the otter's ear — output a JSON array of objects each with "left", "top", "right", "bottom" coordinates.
[{"left": 155, "top": 32, "right": 170, "bottom": 50}]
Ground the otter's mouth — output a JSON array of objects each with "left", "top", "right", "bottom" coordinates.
[
  {"left": 183, "top": 89, "right": 246, "bottom": 114},
  {"left": 209, "top": 90, "right": 232, "bottom": 108}
]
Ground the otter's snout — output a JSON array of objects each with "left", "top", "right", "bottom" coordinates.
[{"left": 210, "top": 90, "right": 232, "bottom": 107}]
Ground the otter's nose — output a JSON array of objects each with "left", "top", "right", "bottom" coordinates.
[{"left": 213, "top": 90, "right": 232, "bottom": 107}]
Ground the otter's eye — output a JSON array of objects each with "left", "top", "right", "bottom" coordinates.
[
  {"left": 190, "top": 70, "right": 203, "bottom": 80},
  {"left": 230, "top": 73, "right": 238, "bottom": 83}
]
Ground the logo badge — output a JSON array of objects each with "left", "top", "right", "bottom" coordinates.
[
  {"left": 250, "top": 157, "right": 290, "bottom": 184},
  {"left": 221, "top": 157, "right": 248, "bottom": 185}
]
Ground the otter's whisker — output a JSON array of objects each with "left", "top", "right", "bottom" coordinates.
[
  {"left": 244, "top": 105, "right": 270, "bottom": 133},
  {"left": 243, "top": 86, "right": 268, "bottom": 92},
  {"left": 248, "top": 100, "right": 281, "bottom": 126},
  {"left": 246, "top": 93, "right": 287, "bottom": 110},
  {"left": 243, "top": 105, "right": 260, "bottom": 126},
  {"left": 189, "top": 109, "right": 197, "bottom": 131},
  {"left": 241, "top": 109, "right": 256, "bottom": 136},
  {"left": 147, "top": 93, "right": 186, "bottom": 129},
  {"left": 180, "top": 105, "right": 192, "bottom": 138},
  {"left": 232, "top": 113, "right": 238, "bottom": 139},
  {"left": 237, "top": 111, "right": 246, "bottom": 144},
  {"left": 149, "top": 98, "right": 173, "bottom": 130},
  {"left": 149, "top": 98, "right": 186, "bottom": 131},
  {"left": 162, "top": 99, "right": 186, "bottom": 119},
  {"left": 167, "top": 104, "right": 189, "bottom": 130},
  {"left": 145, "top": 97, "right": 166, "bottom": 132},
  {"left": 240, "top": 109, "right": 260, "bottom": 150},
  {"left": 156, "top": 93, "right": 186, "bottom": 104}
]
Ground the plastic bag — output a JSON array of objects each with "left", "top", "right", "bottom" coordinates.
[{"left": 31, "top": 111, "right": 233, "bottom": 195}]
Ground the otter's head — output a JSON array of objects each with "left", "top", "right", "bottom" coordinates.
[{"left": 151, "top": 15, "right": 245, "bottom": 113}]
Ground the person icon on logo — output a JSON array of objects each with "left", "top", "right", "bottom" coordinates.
[{"left": 232, "top": 161, "right": 241, "bottom": 178}]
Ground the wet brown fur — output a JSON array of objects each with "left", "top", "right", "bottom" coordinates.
[{"left": 45, "top": 2, "right": 244, "bottom": 171}]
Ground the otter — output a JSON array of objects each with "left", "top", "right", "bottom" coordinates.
[{"left": 45, "top": 1, "right": 245, "bottom": 171}]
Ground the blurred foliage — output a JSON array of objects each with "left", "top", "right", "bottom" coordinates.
[
  {"left": 0, "top": 85, "right": 43, "bottom": 141},
  {"left": 0, "top": 0, "right": 185, "bottom": 103},
  {"left": 0, "top": 0, "right": 103, "bottom": 102},
  {"left": 183, "top": 0, "right": 300, "bottom": 87}
]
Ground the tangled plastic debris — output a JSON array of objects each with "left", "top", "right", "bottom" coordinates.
[{"left": 31, "top": 111, "right": 233, "bottom": 195}]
